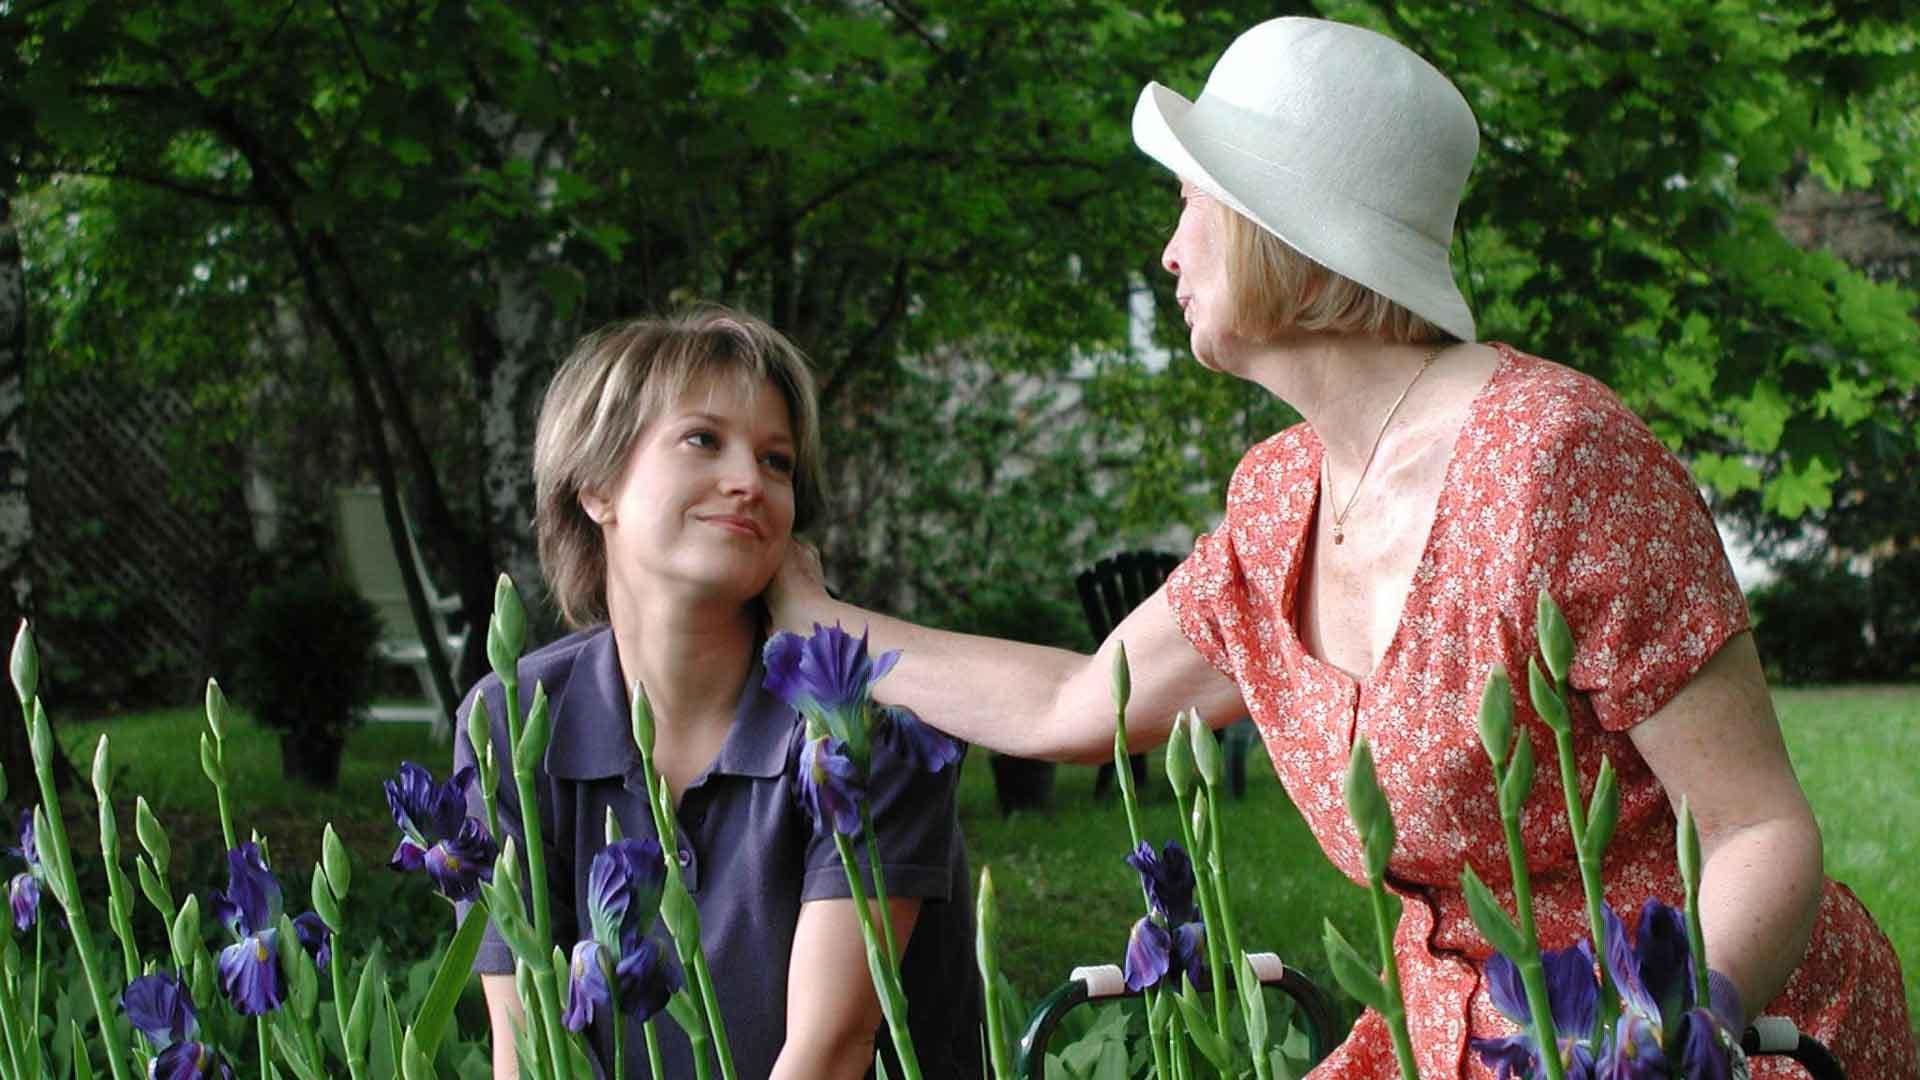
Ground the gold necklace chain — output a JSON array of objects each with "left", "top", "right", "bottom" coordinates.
[{"left": 1324, "top": 344, "right": 1442, "bottom": 546}]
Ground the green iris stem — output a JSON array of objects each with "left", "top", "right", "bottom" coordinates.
[
  {"left": 1496, "top": 802, "right": 1566, "bottom": 1080},
  {"left": 612, "top": 996, "right": 626, "bottom": 1080},
  {"left": 25, "top": 719, "right": 130, "bottom": 1080},
  {"left": 1548, "top": 716, "right": 1616, "bottom": 1028},
  {"left": 632, "top": 735, "right": 737, "bottom": 1080},
  {"left": 1685, "top": 883, "right": 1711, "bottom": 1016},
  {"left": 257, "top": 1015, "right": 270, "bottom": 1080},
  {"left": 210, "top": 741, "right": 237, "bottom": 853},
  {"left": 643, "top": 1018, "right": 665, "bottom": 1080},
  {"left": 1202, "top": 790, "right": 1246, "bottom": 1001},
  {"left": 1165, "top": 1000, "right": 1190, "bottom": 1080},
  {"left": 858, "top": 810, "right": 901, "bottom": 971},
  {"left": 1114, "top": 726, "right": 1145, "bottom": 854},
  {"left": 97, "top": 809, "right": 139, "bottom": 986},
  {"left": 1141, "top": 988, "right": 1172, "bottom": 1080},
  {"left": 1366, "top": 880, "right": 1419, "bottom": 1080},
  {"left": 686, "top": 1025, "right": 715, "bottom": 1080},
  {"left": 1169, "top": 786, "right": 1230, "bottom": 1046},
  {"left": 831, "top": 832, "right": 922, "bottom": 1080},
  {"left": 30, "top": 920, "right": 43, "bottom": 1075},
  {"left": 329, "top": 941, "right": 364, "bottom": 1080},
  {"left": 499, "top": 674, "right": 574, "bottom": 1080}
]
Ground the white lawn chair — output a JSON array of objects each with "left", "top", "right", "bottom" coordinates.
[{"left": 334, "top": 485, "right": 465, "bottom": 737}]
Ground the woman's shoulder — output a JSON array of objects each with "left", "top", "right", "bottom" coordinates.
[
  {"left": 1470, "top": 345, "right": 1679, "bottom": 477},
  {"left": 1225, "top": 421, "right": 1319, "bottom": 501},
  {"left": 459, "top": 626, "right": 610, "bottom": 724}
]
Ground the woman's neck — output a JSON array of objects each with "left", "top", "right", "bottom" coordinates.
[{"left": 605, "top": 585, "right": 759, "bottom": 742}]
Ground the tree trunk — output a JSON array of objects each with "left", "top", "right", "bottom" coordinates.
[{"left": 0, "top": 195, "right": 44, "bottom": 794}]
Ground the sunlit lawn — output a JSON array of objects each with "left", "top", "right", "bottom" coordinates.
[{"left": 54, "top": 684, "right": 1920, "bottom": 1039}]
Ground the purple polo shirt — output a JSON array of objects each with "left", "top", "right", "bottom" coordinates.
[{"left": 452, "top": 627, "right": 982, "bottom": 1079}]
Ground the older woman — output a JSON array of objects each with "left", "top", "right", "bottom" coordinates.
[
  {"left": 456, "top": 308, "right": 978, "bottom": 1079},
  {"left": 772, "top": 18, "right": 1913, "bottom": 1078}
]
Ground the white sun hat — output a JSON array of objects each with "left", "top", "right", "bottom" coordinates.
[{"left": 1133, "top": 17, "right": 1480, "bottom": 342}]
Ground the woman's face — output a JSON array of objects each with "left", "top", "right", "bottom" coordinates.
[
  {"left": 1160, "top": 181, "right": 1239, "bottom": 372},
  {"left": 584, "top": 373, "right": 798, "bottom": 608}
]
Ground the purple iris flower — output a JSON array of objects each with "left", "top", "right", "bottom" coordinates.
[
  {"left": 8, "top": 810, "right": 38, "bottom": 870},
  {"left": 122, "top": 971, "right": 197, "bottom": 1045},
  {"left": 209, "top": 843, "right": 286, "bottom": 1016},
  {"left": 385, "top": 761, "right": 498, "bottom": 902},
  {"left": 292, "top": 911, "right": 332, "bottom": 970},
  {"left": 586, "top": 838, "right": 667, "bottom": 949},
  {"left": 1601, "top": 900, "right": 1741, "bottom": 1078},
  {"left": 151, "top": 1042, "right": 237, "bottom": 1080},
  {"left": 1172, "top": 921, "right": 1210, "bottom": 992},
  {"left": 764, "top": 623, "right": 901, "bottom": 768},
  {"left": 1595, "top": 1012, "right": 1669, "bottom": 1080},
  {"left": 1471, "top": 940, "right": 1600, "bottom": 1080},
  {"left": 8, "top": 873, "right": 39, "bottom": 931},
  {"left": 122, "top": 971, "right": 235, "bottom": 1079},
  {"left": 797, "top": 733, "right": 866, "bottom": 837},
  {"left": 6, "top": 809, "right": 42, "bottom": 931},
  {"left": 562, "top": 935, "right": 683, "bottom": 1031},
  {"left": 879, "top": 704, "right": 963, "bottom": 774},
  {"left": 1125, "top": 841, "right": 1199, "bottom": 925},
  {"left": 1122, "top": 916, "right": 1172, "bottom": 992},
  {"left": 1672, "top": 1009, "right": 1733, "bottom": 1080}
]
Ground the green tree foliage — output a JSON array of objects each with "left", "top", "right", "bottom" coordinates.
[{"left": 2, "top": 1, "right": 1914, "bottom": 677}]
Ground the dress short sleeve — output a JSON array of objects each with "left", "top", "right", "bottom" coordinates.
[
  {"left": 1533, "top": 392, "right": 1750, "bottom": 731},
  {"left": 800, "top": 712, "right": 964, "bottom": 903},
  {"left": 1165, "top": 432, "right": 1302, "bottom": 682}
]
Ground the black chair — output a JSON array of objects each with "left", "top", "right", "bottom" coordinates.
[{"left": 1075, "top": 551, "right": 1182, "bottom": 799}]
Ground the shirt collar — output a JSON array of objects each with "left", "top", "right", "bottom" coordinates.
[{"left": 547, "top": 628, "right": 795, "bottom": 782}]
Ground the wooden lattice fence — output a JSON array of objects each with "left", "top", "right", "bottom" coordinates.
[{"left": 29, "top": 374, "right": 250, "bottom": 708}]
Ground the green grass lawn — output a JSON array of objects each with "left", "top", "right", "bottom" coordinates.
[{"left": 49, "top": 685, "right": 1920, "bottom": 1038}]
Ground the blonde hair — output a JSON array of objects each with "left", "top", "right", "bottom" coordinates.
[
  {"left": 532, "top": 306, "right": 823, "bottom": 628},
  {"left": 1217, "top": 203, "right": 1451, "bottom": 345}
]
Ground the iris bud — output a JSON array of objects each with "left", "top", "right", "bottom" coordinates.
[
  {"left": 200, "top": 733, "right": 224, "bottom": 787},
  {"left": 92, "top": 735, "right": 112, "bottom": 802},
  {"left": 493, "top": 574, "right": 526, "bottom": 657},
  {"left": 204, "top": 679, "right": 229, "bottom": 741},
  {"left": 1528, "top": 658, "right": 1570, "bottom": 736},
  {"left": 322, "top": 823, "right": 351, "bottom": 899},
  {"left": 466, "top": 696, "right": 492, "bottom": 765},
  {"left": 604, "top": 806, "right": 622, "bottom": 845},
  {"left": 1585, "top": 757, "right": 1619, "bottom": 858},
  {"left": 1677, "top": 796, "right": 1701, "bottom": 893},
  {"left": 401, "top": 1026, "right": 433, "bottom": 1080},
  {"left": 630, "top": 681, "right": 656, "bottom": 759},
  {"left": 975, "top": 867, "right": 999, "bottom": 976},
  {"left": 1110, "top": 642, "right": 1131, "bottom": 714},
  {"left": 1477, "top": 665, "right": 1513, "bottom": 767},
  {"left": 136, "top": 855, "right": 171, "bottom": 917},
  {"left": 1189, "top": 715, "right": 1222, "bottom": 790},
  {"left": 487, "top": 614, "right": 516, "bottom": 683},
  {"left": 515, "top": 682, "right": 551, "bottom": 774},
  {"left": 1499, "top": 732, "right": 1535, "bottom": 818},
  {"left": 1189, "top": 790, "right": 1210, "bottom": 861},
  {"left": 1164, "top": 711, "right": 1195, "bottom": 798},
  {"left": 9, "top": 620, "right": 37, "bottom": 705},
  {"left": 1536, "top": 590, "right": 1574, "bottom": 684},
  {"left": 1344, "top": 736, "right": 1396, "bottom": 883},
  {"left": 29, "top": 704, "right": 51, "bottom": 772},
  {"left": 312, "top": 865, "right": 343, "bottom": 933},
  {"left": 137, "top": 797, "right": 170, "bottom": 875},
  {"left": 171, "top": 894, "right": 201, "bottom": 964}
]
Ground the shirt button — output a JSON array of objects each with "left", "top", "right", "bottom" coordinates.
[{"left": 677, "top": 848, "right": 692, "bottom": 867}]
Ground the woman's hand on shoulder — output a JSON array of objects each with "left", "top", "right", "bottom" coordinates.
[{"left": 766, "top": 537, "right": 835, "bottom": 632}]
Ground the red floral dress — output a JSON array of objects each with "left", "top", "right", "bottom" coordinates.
[{"left": 1166, "top": 345, "right": 1916, "bottom": 1078}]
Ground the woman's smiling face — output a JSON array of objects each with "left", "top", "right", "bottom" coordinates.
[{"left": 584, "top": 372, "right": 798, "bottom": 606}]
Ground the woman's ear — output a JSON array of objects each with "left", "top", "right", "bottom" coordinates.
[{"left": 580, "top": 489, "right": 614, "bottom": 526}]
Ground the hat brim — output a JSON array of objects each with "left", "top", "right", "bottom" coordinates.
[{"left": 1132, "top": 82, "right": 1475, "bottom": 343}]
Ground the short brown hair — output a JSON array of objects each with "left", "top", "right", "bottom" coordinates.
[
  {"left": 1216, "top": 202, "right": 1450, "bottom": 345},
  {"left": 532, "top": 306, "right": 824, "bottom": 628}
]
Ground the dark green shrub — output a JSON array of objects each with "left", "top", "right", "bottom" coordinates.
[
  {"left": 1749, "top": 558, "right": 1870, "bottom": 685},
  {"left": 229, "top": 570, "right": 381, "bottom": 786},
  {"left": 1866, "top": 549, "right": 1920, "bottom": 681}
]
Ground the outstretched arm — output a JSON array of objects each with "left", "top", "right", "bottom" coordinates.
[
  {"left": 1628, "top": 631, "right": 1822, "bottom": 1025},
  {"left": 767, "top": 545, "right": 1248, "bottom": 762}
]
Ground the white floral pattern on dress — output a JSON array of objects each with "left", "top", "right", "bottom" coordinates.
[{"left": 1166, "top": 345, "right": 1916, "bottom": 1079}]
